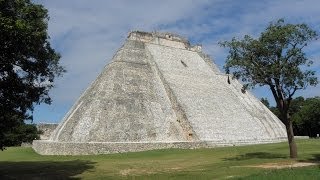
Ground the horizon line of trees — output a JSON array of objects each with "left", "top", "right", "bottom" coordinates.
[{"left": 261, "top": 96, "right": 320, "bottom": 138}]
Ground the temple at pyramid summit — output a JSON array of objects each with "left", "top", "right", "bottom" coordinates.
[{"left": 33, "top": 31, "right": 287, "bottom": 155}]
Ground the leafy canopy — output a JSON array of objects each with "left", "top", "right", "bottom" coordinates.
[
  {"left": 0, "top": 0, "right": 65, "bottom": 149},
  {"left": 292, "top": 97, "right": 320, "bottom": 137},
  {"left": 267, "top": 96, "right": 320, "bottom": 137},
  {"left": 220, "top": 19, "right": 318, "bottom": 102},
  {"left": 220, "top": 18, "right": 318, "bottom": 158}
]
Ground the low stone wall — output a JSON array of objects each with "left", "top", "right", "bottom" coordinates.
[
  {"left": 32, "top": 138, "right": 286, "bottom": 155},
  {"left": 21, "top": 142, "right": 32, "bottom": 147},
  {"left": 295, "top": 136, "right": 310, "bottom": 139}
]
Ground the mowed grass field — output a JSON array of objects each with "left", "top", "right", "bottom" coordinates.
[{"left": 0, "top": 139, "right": 319, "bottom": 179}]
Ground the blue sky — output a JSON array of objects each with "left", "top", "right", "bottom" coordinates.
[{"left": 33, "top": 0, "right": 320, "bottom": 123}]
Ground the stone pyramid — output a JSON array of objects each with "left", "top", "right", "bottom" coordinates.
[{"left": 33, "top": 31, "right": 287, "bottom": 155}]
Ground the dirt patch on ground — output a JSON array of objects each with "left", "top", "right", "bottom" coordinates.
[
  {"left": 119, "top": 166, "right": 184, "bottom": 176},
  {"left": 244, "top": 162, "right": 318, "bottom": 169},
  {"left": 119, "top": 169, "right": 151, "bottom": 176}
]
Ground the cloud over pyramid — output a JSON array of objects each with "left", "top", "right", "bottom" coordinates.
[{"left": 33, "top": 31, "right": 287, "bottom": 155}]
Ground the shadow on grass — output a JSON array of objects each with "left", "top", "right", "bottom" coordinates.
[
  {"left": 224, "top": 152, "right": 287, "bottom": 161},
  {"left": 300, "top": 153, "right": 320, "bottom": 163},
  {"left": 0, "top": 160, "right": 95, "bottom": 179}
]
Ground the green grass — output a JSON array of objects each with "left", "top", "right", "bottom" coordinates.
[
  {"left": 0, "top": 139, "right": 319, "bottom": 179},
  {"left": 237, "top": 166, "right": 320, "bottom": 180}
]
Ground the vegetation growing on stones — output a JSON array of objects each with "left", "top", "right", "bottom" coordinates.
[
  {"left": 220, "top": 19, "right": 318, "bottom": 158},
  {"left": 0, "top": 0, "right": 65, "bottom": 149}
]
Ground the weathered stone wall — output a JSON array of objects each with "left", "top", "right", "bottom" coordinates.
[
  {"left": 146, "top": 44, "right": 287, "bottom": 141},
  {"left": 50, "top": 40, "right": 187, "bottom": 143}
]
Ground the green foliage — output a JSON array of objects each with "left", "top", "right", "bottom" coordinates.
[
  {"left": 220, "top": 19, "right": 318, "bottom": 98},
  {"left": 292, "top": 97, "right": 320, "bottom": 137},
  {"left": 269, "top": 96, "right": 305, "bottom": 121},
  {"left": 3, "top": 123, "right": 41, "bottom": 146},
  {"left": 266, "top": 96, "right": 320, "bottom": 137},
  {"left": 260, "top": 98, "right": 270, "bottom": 108},
  {"left": 288, "top": 96, "right": 305, "bottom": 115},
  {"left": 0, "top": 0, "right": 65, "bottom": 149},
  {"left": 269, "top": 106, "right": 281, "bottom": 118},
  {"left": 220, "top": 18, "right": 318, "bottom": 158}
]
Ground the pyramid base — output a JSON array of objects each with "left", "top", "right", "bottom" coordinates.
[{"left": 32, "top": 138, "right": 287, "bottom": 155}]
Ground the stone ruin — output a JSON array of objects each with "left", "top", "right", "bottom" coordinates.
[
  {"left": 37, "top": 123, "right": 59, "bottom": 140},
  {"left": 32, "top": 31, "right": 287, "bottom": 155}
]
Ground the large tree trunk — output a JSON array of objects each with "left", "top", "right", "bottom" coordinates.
[
  {"left": 284, "top": 113, "right": 298, "bottom": 158},
  {"left": 269, "top": 84, "right": 298, "bottom": 158}
]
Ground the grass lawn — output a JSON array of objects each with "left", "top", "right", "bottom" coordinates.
[{"left": 0, "top": 139, "right": 319, "bottom": 179}]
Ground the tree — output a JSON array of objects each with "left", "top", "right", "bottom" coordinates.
[
  {"left": 260, "top": 98, "right": 270, "bottom": 108},
  {"left": 264, "top": 96, "right": 320, "bottom": 137},
  {"left": 220, "top": 19, "right": 318, "bottom": 158},
  {"left": 262, "top": 96, "right": 319, "bottom": 137},
  {"left": 3, "top": 123, "right": 41, "bottom": 146},
  {"left": 292, "top": 97, "right": 320, "bottom": 137},
  {"left": 0, "top": 0, "right": 65, "bottom": 149}
]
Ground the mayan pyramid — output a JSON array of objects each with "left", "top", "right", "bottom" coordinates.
[{"left": 33, "top": 31, "right": 287, "bottom": 155}]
